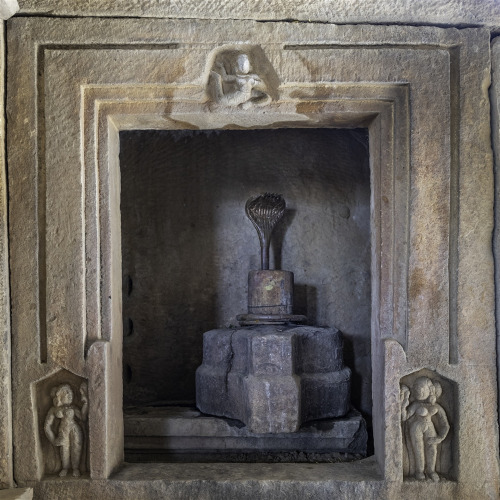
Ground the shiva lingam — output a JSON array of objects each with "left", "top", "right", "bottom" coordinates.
[
  {"left": 196, "top": 194, "right": 354, "bottom": 434},
  {"left": 236, "top": 193, "right": 306, "bottom": 326}
]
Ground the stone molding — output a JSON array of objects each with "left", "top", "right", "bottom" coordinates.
[
  {"left": 5, "top": 16, "right": 499, "bottom": 498},
  {"left": 492, "top": 38, "right": 500, "bottom": 458},
  {"left": 0, "top": 0, "right": 20, "bottom": 490}
]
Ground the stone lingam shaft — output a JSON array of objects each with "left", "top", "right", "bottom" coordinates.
[{"left": 237, "top": 193, "right": 306, "bottom": 326}]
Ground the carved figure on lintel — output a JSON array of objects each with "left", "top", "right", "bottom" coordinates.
[
  {"left": 44, "top": 382, "right": 88, "bottom": 477},
  {"left": 207, "top": 50, "right": 272, "bottom": 109},
  {"left": 400, "top": 376, "right": 450, "bottom": 482}
]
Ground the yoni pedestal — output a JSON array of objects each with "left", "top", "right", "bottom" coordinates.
[
  {"left": 195, "top": 194, "right": 364, "bottom": 447},
  {"left": 196, "top": 325, "right": 352, "bottom": 434}
]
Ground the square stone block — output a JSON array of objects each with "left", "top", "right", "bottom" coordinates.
[{"left": 245, "top": 374, "right": 301, "bottom": 433}]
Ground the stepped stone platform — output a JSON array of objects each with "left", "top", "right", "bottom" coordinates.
[{"left": 124, "top": 406, "right": 367, "bottom": 462}]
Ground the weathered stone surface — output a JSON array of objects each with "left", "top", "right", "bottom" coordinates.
[
  {"left": 33, "top": 459, "right": 384, "bottom": 500},
  {"left": 15, "top": 0, "right": 500, "bottom": 31},
  {"left": 29, "top": 458, "right": 490, "bottom": 500},
  {"left": 0, "top": 22, "right": 13, "bottom": 491},
  {"left": 4, "top": 15, "right": 499, "bottom": 500},
  {"left": 0, "top": 489, "right": 32, "bottom": 500},
  {"left": 196, "top": 326, "right": 351, "bottom": 433},
  {"left": 247, "top": 270, "right": 293, "bottom": 316},
  {"left": 492, "top": 39, "right": 500, "bottom": 450},
  {"left": 123, "top": 406, "right": 367, "bottom": 457},
  {"left": 245, "top": 373, "right": 301, "bottom": 433}
]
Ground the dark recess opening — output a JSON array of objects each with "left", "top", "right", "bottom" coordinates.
[{"left": 119, "top": 128, "right": 371, "bottom": 427}]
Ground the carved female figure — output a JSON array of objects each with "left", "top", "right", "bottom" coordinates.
[
  {"left": 44, "top": 383, "right": 88, "bottom": 477},
  {"left": 400, "top": 376, "right": 450, "bottom": 481}
]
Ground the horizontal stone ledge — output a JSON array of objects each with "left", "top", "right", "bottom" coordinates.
[
  {"left": 15, "top": 0, "right": 500, "bottom": 32},
  {"left": 124, "top": 406, "right": 367, "bottom": 457},
  {"left": 124, "top": 406, "right": 363, "bottom": 438},
  {"left": 31, "top": 460, "right": 464, "bottom": 500}
]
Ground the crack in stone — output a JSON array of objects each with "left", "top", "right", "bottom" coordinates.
[{"left": 224, "top": 330, "right": 235, "bottom": 395}]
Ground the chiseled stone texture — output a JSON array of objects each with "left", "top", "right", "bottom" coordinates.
[
  {"left": 29, "top": 459, "right": 483, "bottom": 500},
  {"left": 5, "top": 16, "right": 499, "bottom": 500},
  {"left": 16, "top": 0, "right": 500, "bottom": 31},
  {"left": 196, "top": 326, "right": 351, "bottom": 434},
  {"left": 0, "top": 22, "right": 13, "bottom": 490},
  {"left": 0, "top": 489, "right": 32, "bottom": 500},
  {"left": 492, "top": 39, "right": 500, "bottom": 442}
]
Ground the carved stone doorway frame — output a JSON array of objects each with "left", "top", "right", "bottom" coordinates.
[{"left": 5, "top": 16, "right": 499, "bottom": 498}]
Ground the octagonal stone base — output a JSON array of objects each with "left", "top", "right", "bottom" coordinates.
[{"left": 196, "top": 325, "right": 351, "bottom": 434}]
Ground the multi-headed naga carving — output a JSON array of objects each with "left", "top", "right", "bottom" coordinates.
[
  {"left": 44, "top": 382, "right": 88, "bottom": 477},
  {"left": 400, "top": 376, "right": 450, "bottom": 482},
  {"left": 245, "top": 193, "right": 286, "bottom": 270}
]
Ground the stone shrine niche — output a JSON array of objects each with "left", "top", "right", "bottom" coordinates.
[
  {"left": 119, "top": 128, "right": 372, "bottom": 426},
  {"left": 35, "top": 370, "right": 89, "bottom": 478},
  {"left": 6, "top": 15, "right": 498, "bottom": 497},
  {"left": 400, "top": 369, "right": 456, "bottom": 482}
]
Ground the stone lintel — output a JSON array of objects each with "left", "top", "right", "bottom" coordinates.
[{"left": 14, "top": 0, "right": 500, "bottom": 32}]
